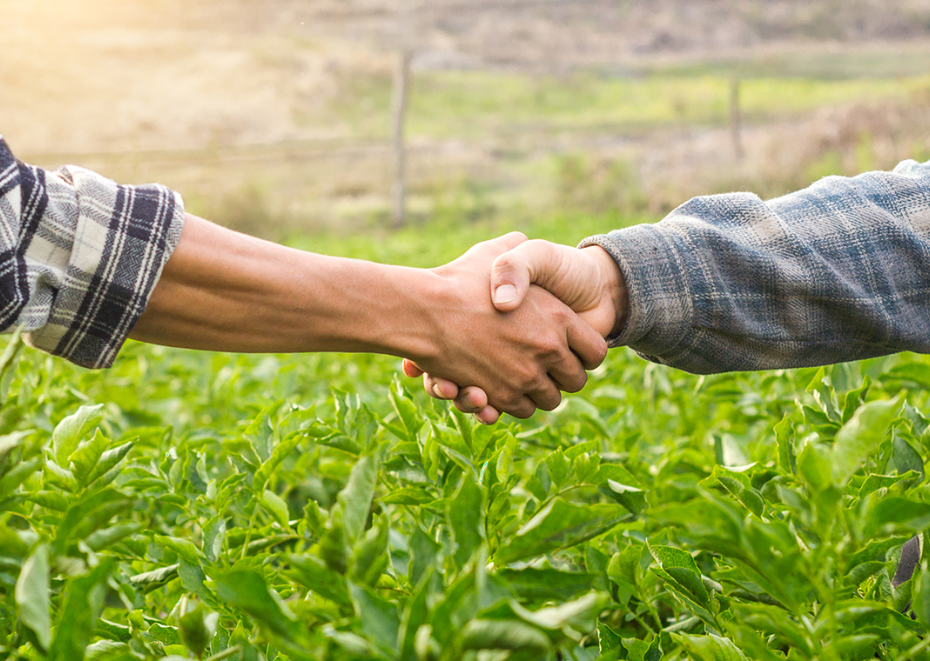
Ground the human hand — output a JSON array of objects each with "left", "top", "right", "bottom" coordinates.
[
  {"left": 405, "top": 240, "right": 627, "bottom": 423},
  {"left": 402, "top": 233, "right": 608, "bottom": 421}
]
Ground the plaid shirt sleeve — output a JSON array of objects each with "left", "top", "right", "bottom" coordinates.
[
  {"left": 0, "top": 137, "right": 184, "bottom": 368},
  {"left": 580, "top": 159, "right": 930, "bottom": 374}
]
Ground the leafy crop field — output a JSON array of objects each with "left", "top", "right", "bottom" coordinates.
[{"left": 5, "top": 223, "right": 930, "bottom": 661}]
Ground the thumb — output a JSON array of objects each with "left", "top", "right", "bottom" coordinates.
[{"left": 490, "top": 240, "right": 562, "bottom": 312}]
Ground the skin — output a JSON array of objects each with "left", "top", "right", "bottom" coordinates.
[
  {"left": 404, "top": 240, "right": 628, "bottom": 423},
  {"left": 130, "top": 214, "right": 608, "bottom": 419}
]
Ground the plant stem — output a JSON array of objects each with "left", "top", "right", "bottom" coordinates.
[{"left": 205, "top": 646, "right": 242, "bottom": 661}]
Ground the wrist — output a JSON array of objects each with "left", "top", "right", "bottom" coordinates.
[{"left": 582, "top": 245, "right": 628, "bottom": 338}]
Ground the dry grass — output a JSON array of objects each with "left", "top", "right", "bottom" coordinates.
[{"left": 7, "top": 0, "right": 930, "bottom": 236}]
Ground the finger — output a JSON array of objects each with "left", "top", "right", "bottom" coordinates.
[
  {"left": 527, "top": 378, "right": 563, "bottom": 412},
  {"left": 503, "top": 396, "right": 538, "bottom": 420},
  {"left": 565, "top": 311, "right": 609, "bottom": 371},
  {"left": 479, "top": 231, "right": 528, "bottom": 257},
  {"left": 423, "top": 374, "right": 459, "bottom": 400},
  {"left": 542, "top": 318, "right": 593, "bottom": 393},
  {"left": 402, "top": 358, "right": 424, "bottom": 378},
  {"left": 474, "top": 405, "right": 500, "bottom": 425},
  {"left": 491, "top": 240, "right": 564, "bottom": 312},
  {"left": 453, "top": 386, "right": 489, "bottom": 414}
]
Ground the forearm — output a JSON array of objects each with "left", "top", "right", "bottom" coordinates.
[
  {"left": 131, "top": 213, "right": 441, "bottom": 359},
  {"left": 581, "top": 159, "right": 930, "bottom": 373},
  {"left": 133, "top": 220, "right": 605, "bottom": 418}
]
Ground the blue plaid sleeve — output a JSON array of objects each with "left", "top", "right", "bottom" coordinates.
[
  {"left": 0, "top": 137, "right": 184, "bottom": 368},
  {"left": 580, "top": 159, "right": 930, "bottom": 374}
]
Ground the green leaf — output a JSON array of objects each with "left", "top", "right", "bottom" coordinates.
[
  {"left": 336, "top": 453, "right": 380, "bottom": 543},
  {"left": 598, "top": 620, "right": 623, "bottom": 655},
  {"left": 510, "top": 591, "right": 607, "bottom": 634},
  {"left": 0, "top": 327, "right": 23, "bottom": 405},
  {"left": 252, "top": 431, "right": 302, "bottom": 492},
  {"left": 408, "top": 525, "right": 441, "bottom": 588},
  {"left": 649, "top": 544, "right": 717, "bottom": 626},
  {"left": 914, "top": 562, "right": 930, "bottom": 628},
  {"left": 774, "top": 415, "right": 796, "bottom": 474},
  {"left": 212, "top": 570, "right": 301, "bottom": 642},
  {"left": 379, "top": 486, "right": 436, "bottom": 505},
  {"left": 285, "top": 553, "right": 351, "bottom": 607},
  {"left": 833, "top": 395, "right": 903, "bottom": 484},
  {"left": 390, "top": 378, "right": 424, "bottom": 442},
  {"left": 863, "top": 497, "right": 930, "bottom": 537},
  {"left": 179, "top": 558, "right": 217, "bottom": 608},
  {"left": 153, "top": 535, "right": 201, "bottom": 564},
  {"left": 320, "top": 506, "right": 350, "bottom": 574},
  {"left": 84, "top": 522, "right": 142, "bottom": 552},
  {"left": 701, "top": 466, "right": 764, "bottom": 517},
  {"left": 16, "top": 543, "right": 50, "bottom": 652},
  {"left": 69, "top": 429, "right": 110, "bottom": 487},
  {"left": 348, "top": 582, "right": 400, "bottom": 651},
  {"left": 545, "top": 450, "right": 571, "bottom": 490},
  {"left": 261, "top": 489, "right": 291, "bottom": 529},
  {"left": 349, "top": 517, "right": 390, "bottom": 586},
  {"left": 671, "top": 633, "right": 748, "bottom": 661},
  {"left": 447, "top": 471, "right": 485, "bottom": 568},
  {"left": 714, "top": 434, "right": 749, "bottom": 467},
  {"left": 86, "top": 440, "right": 135, "bottom": 488},
  {"left": 178, "top": 603, "right": 218, "bottom": 659},
  {"left": 460, "top": 619, "right": 551, "bottom": 652},
  {"left": 495, "top": 568, "right": 599, "bottom": 603},
  {"left": 50, "top": 558, "right": 114, "bottom": 661},
  {"left": 797, "top": 440, "right": 834, "bottom": 493},
  {"left": 53, "top": 404, "right": 105, "bottom": 466},
  {"left": 202, "top": 517, "right": 227, "bottom": 563},
  {"left": 55, "top": 489, "right": 132, "bottom": 553},
  {"left": 495, "top": 499, "right": 627, "bottom": 564},
  {"left": 129, "top": 564, "right": 179, "bottom": 592},
  {"left": 892, "top": 433, "right": 924, "bottom": 478},
  {"left": 603, "top": 479, "right": 647, "bottom": 515}
]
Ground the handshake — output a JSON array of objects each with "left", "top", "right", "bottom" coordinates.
[
  {"left": 400, "top": 232, "right": 628, "bottom": 424},
  {"left": 130, "top": 214, "right": 626, "bottom": 419}
]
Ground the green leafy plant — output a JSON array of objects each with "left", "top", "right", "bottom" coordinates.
[{"left": 2, "top": 243, "right": 930, "bottom": 660}]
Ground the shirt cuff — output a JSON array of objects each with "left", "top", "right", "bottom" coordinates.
[
  {"left": 578, "top": 224, "right": 694, "bottom": 358},
  {"left": 24, "top": 167, "right": 184, "bottom": 368}
]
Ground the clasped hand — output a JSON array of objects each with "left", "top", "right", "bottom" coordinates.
[{"left": 404, "top": 233, "right": 627, "bottom": 423}]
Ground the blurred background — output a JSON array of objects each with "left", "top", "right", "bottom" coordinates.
[{"left": 6, "top": 0, "right": 930, "bottom": 242}]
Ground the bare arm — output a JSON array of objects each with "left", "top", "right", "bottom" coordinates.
[{"left": 131, "top": 214, "right": 607, "bottom": 418}]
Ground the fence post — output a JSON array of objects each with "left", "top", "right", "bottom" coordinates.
[
  {"left": 391, "top": 51, "right": 412, "bottom": 226},
  {"left": 730, "top": 76, "right": 744, "bottom": 161}
]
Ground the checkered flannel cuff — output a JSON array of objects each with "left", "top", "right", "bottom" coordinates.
[{"left": 24, "top": 166, "right": 184, "bottom": 368}]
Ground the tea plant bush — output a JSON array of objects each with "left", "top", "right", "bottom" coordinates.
[{"left": 4, "top": 271, "right": 930, "bottom": 659}]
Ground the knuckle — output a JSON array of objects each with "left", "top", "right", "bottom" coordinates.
[
  {"left": 492, "top": 254, "right": 519, "bottom": 278},
  {"left": 539, "top": 336, "right": 564, "bottom": 359},
  {"left": 563, "top": 371, "right": 588, "bottom": 394},
  {"left": 539, "top": 392, "right": 562, "bottom": 412},
  {"left": 510, "top": 404, "right": 535, "bottom": 419}
]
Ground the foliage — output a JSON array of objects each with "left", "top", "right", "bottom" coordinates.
[{"left": 4, "top": 239, "right": 930, "bottom": 660}]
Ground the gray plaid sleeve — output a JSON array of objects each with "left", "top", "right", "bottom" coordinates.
[
  {"left": 0, "top": 137, "right": 184, "bottom": 368},
  {"left": 580, "top": 159, "right": 930, "bottom": 374}
]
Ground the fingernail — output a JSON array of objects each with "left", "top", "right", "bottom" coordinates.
[
  {"left": 493, "top": 284, "right": 517, "bottom": 305},
  {"left": 431, "top": 383, "right": 443, "bottom": 398}
]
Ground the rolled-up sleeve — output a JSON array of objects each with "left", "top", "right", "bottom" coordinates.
[
  {"left": 0, "top": 137, "right": 184, "bottom": 368},
  {"left": 580, "top": 159, "right": 930, "bottom": 374}
]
